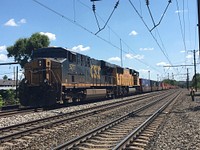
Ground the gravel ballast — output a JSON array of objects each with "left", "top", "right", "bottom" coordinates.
[
  {"left": 2, "top": 90, "right": 200, "bottom": 149},
  {"left": 148, "top": 89, "right": 200, "bottom": 149}
]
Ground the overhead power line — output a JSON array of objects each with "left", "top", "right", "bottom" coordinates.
[
  {"left": 77, "top": 0, "right": 161, "bottom": 72},
  {"left": 33, "top": 0, "right": 161, "bottom": 72},
  {"left": 128, "top": 0, "right": 173, "bottom": 66},
  {"left": 145, "top": 0, "right": 172, "bottom": 31},
  {"left": 91, "top": 0, "right": 120, "bottom": 35},
  {"left": 32, "top": 0, "right": 120, "bottom": 50},
  {"left": 175, "top": 0, "right": 187, "bottom": 52}
]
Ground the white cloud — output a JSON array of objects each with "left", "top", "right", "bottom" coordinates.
[
  {"left": 180, "top": 50, "right": 185, "bottom": 53},
  {"left": 0, "top": 54, "right": 8, "bottom": 62},
  {"left": 156, "top": 62, "right": 170, "bottom": 67},
  {"left": 40, "top": 32, "right": 56, "bottom": 41},
  {"left": 4, "top": 19, "right": 18, "bottom": 26},
  {"left": 18, "top": 18, "right": 26, "bottom": 24},
  {"left": 107, "top": 57, "right": 121, "bottom": 62},
  {"left": 140, "top": 48, "right": 154, "bottom": 51},
  {"left": 4, "top": 18, "right": 27, "bottom": 27},
  {"left": 125, "top": 53, "right": 144, "bottom": 60},
  {"left": 175, "top": 10, "right": 188, "bottom": 14},
  {"left": 0, "top": 45, "right": 6, "bottom": 52},
  {"left": 129, "top": 30, "right": 138, "bottom": 36},
  {"left": 186, "top": 54, "right": 192, "bottom": 59},
  {"left": 138, "top": 69, "right": 149, "bottom": 74},
  {"left": 71, "top": 45, "right": 90, "bottom": 52},
  {"left": 134, "top": 54, "right": 144, "bottom": 60},
  {"left": 125, "top": 53, "right": 134, "bottom": 59}
]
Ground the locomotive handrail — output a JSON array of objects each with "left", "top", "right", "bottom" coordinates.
[{"left": 28, "top": 69, "right": 61, "bottom": 93}]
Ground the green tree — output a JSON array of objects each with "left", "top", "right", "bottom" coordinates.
[
  {"left": 0, "top": 94, "right": 4, "bottom": 107},
  {"left": 162, "top": 79, "right": 178, "bottom": 86},
  {"left": 7, "top": 33, "right": 50, "bottom": 67},
  {"left": 191, "top": 73, "right": 200, "bottom": 89},
  {"left": 1, "top": 90, "right": 18, "bottom": 105},
  {"left": 3, "top": 75, "right": 8, "bottom": 80}
]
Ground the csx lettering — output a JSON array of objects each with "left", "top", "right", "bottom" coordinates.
[{"left": 90, "top": 65, "right": 101, "bottom": 79}]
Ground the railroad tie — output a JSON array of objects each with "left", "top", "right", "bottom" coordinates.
[
  {"left": 134, "top": 138, "right": 149, "bottom": 144},
  {"left": 2, "top": 142, "right": 15, "bottom": 147},
  {"left": 22, "top": 136, "right": 34, "bottom": 140},
  {"left": 14, "top": 139, "right": 26, "bottom": 143},
  {"left": 125, "top": 146, "right": 145, "bottom": 150},
  {"left": 129, "top": 141, "right": 146, "bottom": 147},
  {"left": 0, "top": 146, "right": 10, "bottom": 150}
]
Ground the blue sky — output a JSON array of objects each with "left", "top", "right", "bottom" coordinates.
[{"left": 0, "top": 0, "right": 198, "bottom": 81}]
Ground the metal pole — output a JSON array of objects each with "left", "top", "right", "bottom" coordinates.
[
  {"left": 193, "top": 50, "right": 197, "bottom": 91},
  {"left": 13, "top": 66, "right": 15, "bottom": 86},
  {"left": 197, "top": 0, "right": 200, "bottom": 56},
  {"left": 187, "top": 68, "right": 189, "bottom": 90},
  {"left": 120, "top": 39, "right": 123, "bottom": 67},
  {"left": 16, "top": 66, "right": 18, "bottom": 98}
]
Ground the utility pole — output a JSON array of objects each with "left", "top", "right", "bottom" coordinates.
[
  {"left": 188, "top": 50, "right": 198, "bottom": 91},
  {"left": 120, "top": 39, "right": 123, "bottom": 67},
  {"left": 187, "top": 68, "right": 189, "bottom": 90},
  {"left": 163, "top": 65, "right": 193, "bottom": 89},
  {"left": 193, "top": 50, "right": 198, "bottom": 91},
  {"left": 197, "top": 0, "right": 200, "bottom": 56},
  {"left": 16, "top": 66, "right": 18, "bottom": 98}
]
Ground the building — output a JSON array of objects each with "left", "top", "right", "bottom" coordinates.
[{"left": 0, "top": 79, "right": 16, "bottom": 90}]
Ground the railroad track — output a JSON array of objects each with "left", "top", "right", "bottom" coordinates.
[
  {"left": 0, "top": 91, "right": 165, "bottom": 118},
  {"left": 53, "top": 90, "right": 181, "bottom": 150},
  {"left": 0, "top": 105, "right": 19, "bottom": 111},
  {"left": 0, "top": 107, "right": 43, "bottom": 118},
  {"left": 113, "top": 91, "right": 181, "bottom": 150},
  {"left": 0, "top": 90, "right": 173, "bottom": 145}
]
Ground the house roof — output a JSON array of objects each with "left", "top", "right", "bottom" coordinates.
[{"left": 0, "top": 79, "right": 16, "bottom": 86}]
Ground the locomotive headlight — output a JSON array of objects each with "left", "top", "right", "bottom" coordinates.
[
  {"left": 38, "top": 60, "right": 42, "bottom": 66},
  {"left": 44, "top": 79, "right": 48, "bottom": 83}
]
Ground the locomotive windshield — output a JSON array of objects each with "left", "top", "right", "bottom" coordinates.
[{"left": 32, "top": 47, "right": 68, "bottom": 59}]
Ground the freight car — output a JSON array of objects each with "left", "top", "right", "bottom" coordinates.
[
  {"left": 138, "top": 78, "right": 175, "bottom": 93},
  {"left": 19, "top": 47, "right": 140, "bottom": 107},
  {"left": 138, "top": 78, "right": 163, "bottom": 93}
]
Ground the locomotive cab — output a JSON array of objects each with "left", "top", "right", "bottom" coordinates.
[{"left": 19, "top": 48, "right": 65, "bottom": 107}]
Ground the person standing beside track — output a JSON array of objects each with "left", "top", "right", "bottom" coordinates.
[{"left": 190, "top": 87, "right": 195, "bottom": 101}]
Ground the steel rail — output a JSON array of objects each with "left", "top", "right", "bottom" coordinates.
[
  {"left": 113, "top": 91, "right": 182, "bottom": 150},
  {"left": 0, "top": 91, "right": 171, "bottom": 143},
  {"left": 52, "top": 90, "right": 177, "bottom": 150}
]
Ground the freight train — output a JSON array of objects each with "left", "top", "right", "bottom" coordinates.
[{"left": 19, "top": 47, "right": 173, "bottom": 107}]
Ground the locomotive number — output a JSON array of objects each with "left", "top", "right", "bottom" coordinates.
[{"left": 69, "top": 64, "right": 76, "bottom": 71}]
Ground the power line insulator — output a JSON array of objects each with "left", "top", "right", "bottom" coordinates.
[
  {"left": 92, "top": 3, "right": 96, "bottom": 12},
  {"left": 146, "top": 0, "right": 149, "bottom": 6},
  {"left": 115, "top": 1, "right": 119, "bottom": 9}
]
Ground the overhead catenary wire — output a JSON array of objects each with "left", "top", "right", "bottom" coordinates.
[
  {"left": 128, "top": 0, "right": 182, "bottom": 79},
  {"left": 175, "top": 0, "right": 187, "bottom": 52},
  {"left": 186, "top": 0, "right": 191, "bottom": 49},
  {"left": 145, "top": 0, "right": 172, "bottom": 32},
  {"left": 93, "top": 0, "right": 120, "bottom": 35},
  {"left": 77, "top": 0, "right": 160, "bottom": 72},
  {"left": 33, "top": 0, "right": 174, "bottom": 78},
  {"left": 128, "top": 0, "right": 173, "bottom": 66},
  {"left": 32, "top": 0, "right": 120, "bottom": 50},
  {"left": 73, "top": 0, "right": 76, "bottom": 22},
  {"left": 92, "top": 1, "right": 101, "bottom": 30}
]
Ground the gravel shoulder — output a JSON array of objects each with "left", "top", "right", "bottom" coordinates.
[{"left": 148, "top": 89, "right": 200, "bottom": 150}]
